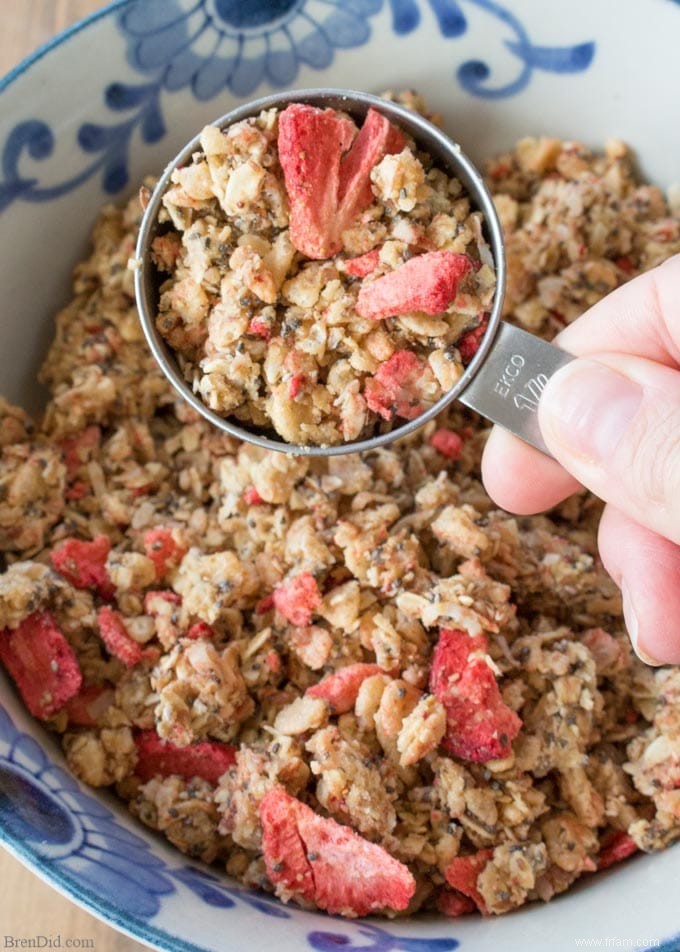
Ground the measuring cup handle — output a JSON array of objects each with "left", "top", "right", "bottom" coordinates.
[{"left": 458, "top": 321, "right": 574, "bottom": 457}]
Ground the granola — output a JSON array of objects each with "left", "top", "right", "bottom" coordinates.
[
  {"left": 152, "top": 103, "right": 495, "bottom": 446},
  {"left": 1, "top": 98, "right": 679, "bottom": 918}
]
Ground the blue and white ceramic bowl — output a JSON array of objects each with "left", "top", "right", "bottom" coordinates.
[{"left": 1, "top": 2, "right": 679, "bottom": 949}]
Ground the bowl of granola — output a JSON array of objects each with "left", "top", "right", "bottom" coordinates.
[{"left": 1, "top": 3, "right": 680, "bottom": 952}]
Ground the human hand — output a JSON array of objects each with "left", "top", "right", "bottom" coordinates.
[{"left": 482, "top": 254, "right": 680, "bottom": 666}]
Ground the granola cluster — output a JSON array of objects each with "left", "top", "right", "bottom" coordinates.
[
  {"left": 152, "top": 100, "right": 495, "bottom": 446},
  {"left": 1, "top": 102, "right": 679, "bottom": 919}
]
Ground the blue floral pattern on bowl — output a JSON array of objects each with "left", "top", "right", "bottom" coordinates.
[
  {"left": 0, "top": 704, "right": 459, "bottom": 951},
  {"left": 0, "top": 0, "right": 595, "bottom": 213},
  {"left": 0, "top": 707, "right": 174, "bottom": 920}
]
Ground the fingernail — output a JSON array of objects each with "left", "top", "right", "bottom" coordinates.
[
  {"left": 539, "top": 359, "right": 643, "bottom": 462},
  {"left": 621, "top": 582, "right": 662, "bottom": 666}
]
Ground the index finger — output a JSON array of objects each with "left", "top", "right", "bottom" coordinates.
[{"left": 554, "top": 253, "right": 680, "bottom": 365}]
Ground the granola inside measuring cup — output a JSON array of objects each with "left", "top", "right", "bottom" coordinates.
[{"left": 151, "top": 101, "right": 496, "bottom": 446}]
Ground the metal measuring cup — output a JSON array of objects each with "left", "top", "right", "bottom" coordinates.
[{"left": 134, "top": 88, "right": 573, "bottom": 458}]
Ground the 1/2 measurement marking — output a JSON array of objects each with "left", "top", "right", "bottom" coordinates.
[
  {"left": 513, "top": 373, "right": 549, "bottom": 412},
  {"left": 492, "top": 352, "right": 549, "bottom": 414}
]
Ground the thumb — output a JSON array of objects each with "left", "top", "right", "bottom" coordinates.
[{"left": 538, "top": 353, "right": 680, "bottom": 545}]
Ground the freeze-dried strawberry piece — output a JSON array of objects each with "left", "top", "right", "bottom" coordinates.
[
  {"left": 437, "top": 888, "right": 476, "bottom": 917},
  {"left": 59, "top": 425, "right": 101, "bottom": 479},
  {"left": 50, "top": 535, "right": 115, "bottom": 600},
  {"left": 261, "top": 787, "right": 314, "bottom": 899},
  {"left": 97, "top": 606, "right": 148, "bottom": 668},
  {"left": 430, "top": 628, "right": 522, "bottom": 762},
  {"left": 64, "top": 683, "right": 114, "bottom": 727},
  {"left": 288, "top": 373, "right": 306, "bottom": 399},
  {"left": 273, "top": 573, "right": 321, "bottom": 627},
  {"left": 185, "top": 621, "right": 213, "bottom": 640},
  {"left": 444, "top": 850, "right": 493, "bottom": 914},
  {"left": 248, "top": 318, "right": 272, "bottom": 340},
  {"left": 344, "top": 249, "right": 380, "bottom": 278},
  {"left": 143, "top": 527, "right": 187, "bottom": 580},
  {"left": 429, "top": 428, "right": 464, "bottom": 459},
  {"left": 364, "top": 350, "right": 426, "bottom": 421},
  {"left": 337, "top": 107, "right": 406, "bottom": 225},
  {"left": 306, "top": 662, "right": 385, "bottom": 714},
  {"left": 0, "top": 611, "right": 82, "bottom": 719},
  {"left": 457, "top": 315, "right": 488, "bottom": 364},
  {"left": 260, "top": 787, "right": 415, "bottom": 916},
  {"left": 615, "top": 255, "right": 635, "bottom": 275},
  {"left": 278, "top": 104, "right": 356, "bottom": 260},
  {"left": 357, "top": 251, "right": 471, "bottom": 320},
  {"left": 135, "top": 730, "right": 236, "bottom": 784},
  {"left": 597, "top": 832, "right": 638, "bottom": 870},
  {"left": 278, "top": 104, "right": 405, "bottom": 259},
  {"left": 255, "top": 594, "right": 275, "bottom": 615},
  {"left": 243, "top": 486, "right": 265, "bottom": 506},
  {"left": 144, "top": 590, "right": 182, "bottom": 614},
  {"left": 65, "top": 481, "right": 88, "bottom": 501}
]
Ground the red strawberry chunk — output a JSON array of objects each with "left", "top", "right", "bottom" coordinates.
[
  {"left": 255, "top": 594, "right": 275, "bottom": 615},
  {"left": 357, "top": 251, "right": 471, "bottom": 320},
  {"left": 597, "top": 831, "right": 638, "bottom": 870},
  {"left": 278, "top": 104, "right": 405, "bottom": 260},
  {"left": 337, "top": 107, "right": 406, "bottom": 226},
  {"left": 143, "top": 527, "right": 187, "bottom": 580},
  {"left": 243, "top": 486, "right": 265, "bottom": 506},
  {"left": 444, "top": 850, "right": 493, "bottom": 914},
  {"left": 0, "top": 612, "right": 82, "bottom": 719},
  {"left": 273, "top": 573, "right": 321, "bottom": 627},
  {"left": 50, "top": 535, "right": 115, "bottom": 600},
  {"left": 437, "top": 888, "right": 476, "bottom": 917},
  {"left": 97, "top": 606, "right": 147, "bottom": 668},
  {"left": 288, "top": 373, "right": 306, "bottom": 399},
  {"left": 144, "top": 590, "right": 182, "bottom": 614},
  {"left": 59, "top": 425, "right": 101, "bottom": 480},
  {"left": 135, "top": 730, "right": 236, "bottom": 784},
  {"left": 430, "top": 628, "right": 522, "bottom": 762},
  {"left": 364, "top": 350, "right": 426, "bottom": 421},
  {"left": 260, "top": 787, "right": 415, "bottom": 916},
  {"left": 615, "top": 255, "right": 635, "bottom": 275},
  {"left": 306, "top": 662, "right": 385, "bottom": 714},
  {"left": 429, "top": 428, "right": 464, "bottom": 459},
  {"left": 344, "top": 249, "right": 380, "bottom": 278},
  {"left": 278, "top": 104, "right": 356, "bottom": 260},
  {"left": 185, "top": 621, "right": 213, "bottom": 640},
  {"left": 457, "top": 315, "right": 488, "bottom": 364},
  {"left": 64, "top": 683, "right": 114, "bottom": 727},
  {"left": 65, "top": 481, "right": 89, "bottom": 501},
  {"left": 248, "top": 318, "right": 272, "bottom": 340},
  {"left": 261, "top": 787, "right": 314, "bottom": 899}
]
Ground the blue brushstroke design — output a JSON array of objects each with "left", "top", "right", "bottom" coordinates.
[{"left": 0, "top": 0, "right": 597, "bottom": 213}]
